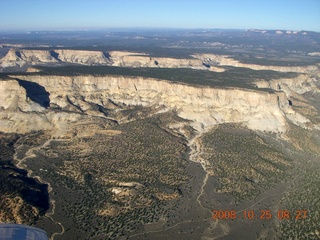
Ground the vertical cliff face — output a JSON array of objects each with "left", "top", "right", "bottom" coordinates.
[
  {"left": 19, "top": 50, "right": 59, "bottom": 64},
  {"left": 1, "top": 49, "right": 319, "bottom": 73},
  {"left": 0, "top": 49, "right": 26, "bottom": 68},
  {"left": 0, "top": 49, "right": 59, "bottom": 68},
  {"left": 193, "top": 54, "right": 320, "bottom": 73},
  {"left": 54, "top": 49, "right": 112, "bottom": 65},
  {"left": 111, "top": 55, "right": 206, "bottom": 69},
  {"left": 4, "top": 75, "right": 300, "bottom": 134},
  {"left": 0, "top": 80, "right": 54, "bottom": 133},
  {"left": 0, "top": 80, "right": 45, "bottom": 112},
  {"left": 255, "top": 75, "right": 319, "bottom": 95},
  {"left": 255, "top": 75, "right": 319, "bottom": 127},
  {"left": 2, "top": 49, "right": 22, "bottom": 62},
  {"left": 0, "top": 49, "right": 113, "bottom": 67}
]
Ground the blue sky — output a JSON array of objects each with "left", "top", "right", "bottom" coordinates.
[{"left": 1, "top": 0, "right": 319, "bottom": 31}]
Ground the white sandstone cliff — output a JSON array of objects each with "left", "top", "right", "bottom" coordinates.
[
  {"left": 0, "top": 79, "right": 53, "bottom": 133},
  {"left": 3, "top": 75, "right": 301, "bottom": 134},
  {"left": 255, "top": 74, "right": 319, "bottom": 95},
  {"left": 54, "top": 49, "right": 111, "bottom": 65},
  {"left": 0, "top": 80, "right": 45, "bottom": 112},
  {"left": 1, "top": 49, "right": 318, "bottom": 73},
  {"left": 193, "top": 54, "right": 319, "bottom": 73},
  {"left": 254, "top": 75, "right": 319, "bottom": 127},
  {"left": 0, "top": 49, "right": 59, "bottom": 68},
  {"left": 110, "top": 53, "right": 207, "bottom": 70}
]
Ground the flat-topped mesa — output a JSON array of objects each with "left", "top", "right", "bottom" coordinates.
[
  {"left": 107, "top": 51, "right": 221, "bottom": 70},
  {"left": 110, "top": 53, "right": 207, "bottom": 69},
  {"left": 0, "top": 49, "right": 25, "bottom": 68},
  {"left": 0, "top": 49, "right": 112, "bottom": 67},
  {"left": 1, "top": 49, "right": 318, "bottom": 73},
  {"left": 3, "top": 49, "right": 23, "bottom": 62},
  {"left": 0, "top": 49, "right": 59, "bottom": 68},
  {"left": 19, "top": 50, "right": 59, "bottom": 64},
  {"left": 9, "top": 75, "right": 306, "bottom": 134},
  {"left": 193, "top": 54, "right": 319, "bottom": 73},
  {"left": 54, "top": 49, "right": 112, "bottom": 65},
  {"left": 0, "top": 49, "right": 224, "bottom": 70}
]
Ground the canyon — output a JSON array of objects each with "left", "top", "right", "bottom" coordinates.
[
  {"left": 0, "top": 41, "right": 319, "bottom": 239},
  {"left": 1, "top": 48, "right": 319, "bottom": 136}
]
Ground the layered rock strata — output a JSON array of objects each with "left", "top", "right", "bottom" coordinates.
[
  {"left": 1, "top": 75, "right": 310, "bottom": 134},
  {"left": 1, "top": 49, "right": 318, "bottom": 73}
]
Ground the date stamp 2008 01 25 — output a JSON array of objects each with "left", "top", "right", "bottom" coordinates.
[{"left": 212, "top": 209, "right": 308, "bottom": 220}]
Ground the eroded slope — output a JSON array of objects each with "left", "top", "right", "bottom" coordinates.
[{"left": 0, "top": 60, "right": 319, "bottom": 239}]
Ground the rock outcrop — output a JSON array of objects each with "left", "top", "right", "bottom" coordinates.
[
  {"left": 1, "top": 74, "right": 309, "bottom": 134},
  {"left": 0, "top": 80, "right": 45, "bottom": 112},
  {"left": 255, "top": 74, "right": 319, "bottom": 95},
  {"left": 0, "top": 79, "right": 81, "bottom": 133},
  {"left": 54, "top": 49, "right": 111, "bottom": 65},
  {"left": 109, "top": 51, "right": 209, "bottom": 70},
  {"left": 254, "top": 75, "right": 319, "bottom": 127},
  {"left": 0, "top": 49, "right": 59, "bottom": 68},
  {"left": 2, "top": 49, "right": 317, "bottom": 73},
  {"left": 0, "top": 49, "right": 112, "bottom": 67},
  {"left": 193, "top": 54, "right": 319, "bottom": 73}
]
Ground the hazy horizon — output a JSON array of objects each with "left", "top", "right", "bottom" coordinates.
[
  {"left": 1, "top": 0, "right": 319, "bottom": 32},
  {"left": 0, "top": 27, "right": 318, "bottom": 34}
]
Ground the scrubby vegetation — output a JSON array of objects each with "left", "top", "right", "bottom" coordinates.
[
  {"left": 24, "top": 112, "right": 190, "bottom": 239},
  {"left": 1, "top": 29, "right": 319, "bottom": 239},
  {"left": 200, "top": 124, "right": 292, "bottom": 201},
  {"left": 276, "top": 124, "right": 320, "bottom": 239},
  {"left": 18, "top": 65, "right": 297, "bottom": 92},
  {"left": 278, "top": 165, "right": 320, "bottom": 239},
  {"left": 0, "top": 133, "right": 49, "bottom": 225}
]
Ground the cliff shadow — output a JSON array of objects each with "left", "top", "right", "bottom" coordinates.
[
  {"left": 103, "top": 51, "right": 111, "bottom": 59},
  {"left": 49, "top": 50, "right": 61, "bottom": 62},
  {"left": 16, "top": 79, "right": 50, "bottom": 108}
]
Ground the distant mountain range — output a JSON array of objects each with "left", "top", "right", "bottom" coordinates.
[{"left": 245, "top": 29, "right": 315, "bottom": 35}]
